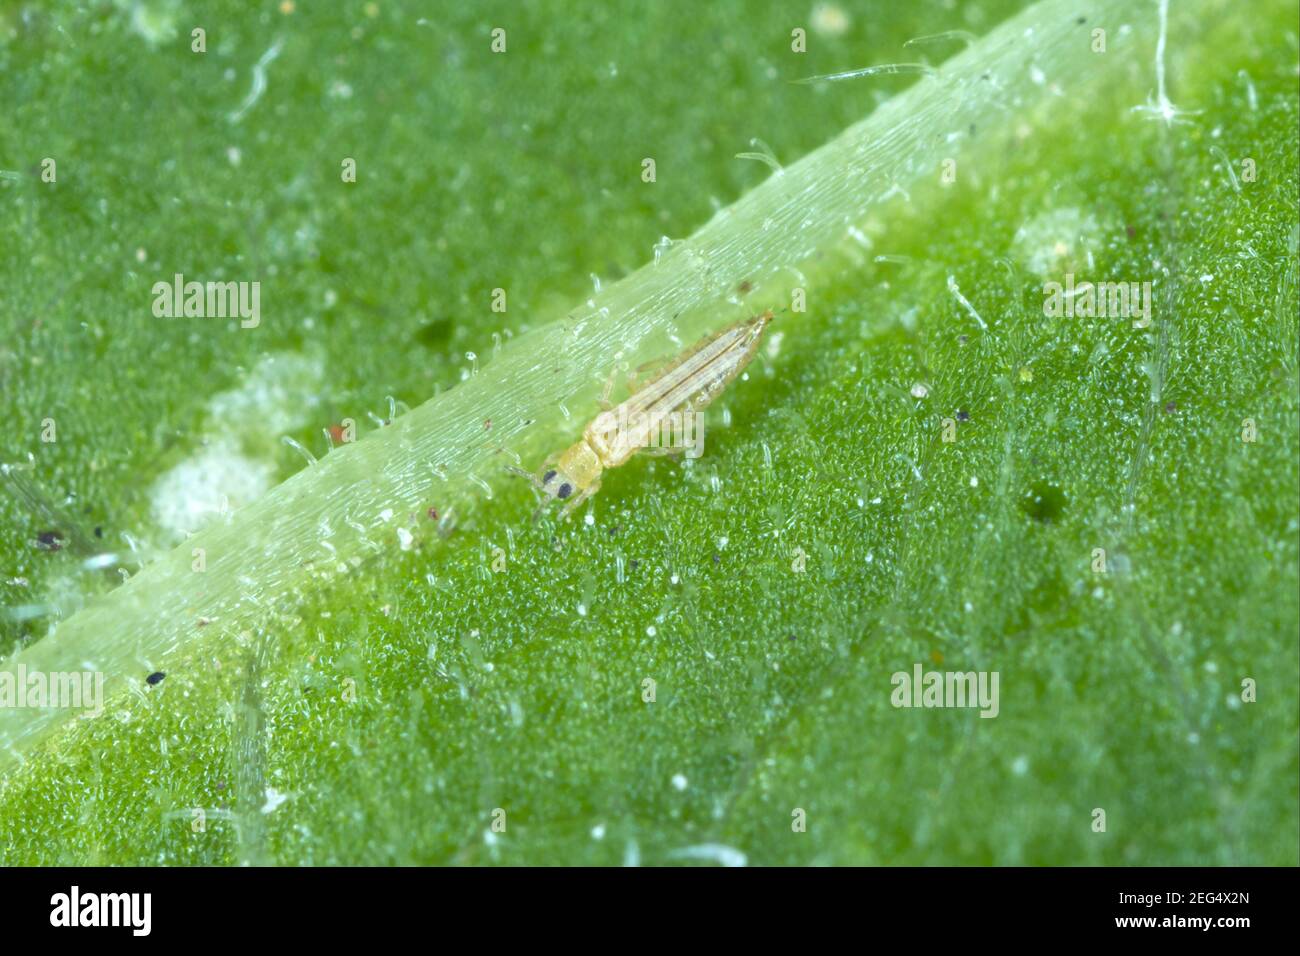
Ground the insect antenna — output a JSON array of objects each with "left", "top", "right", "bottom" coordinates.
[
  {"left": 505, "top": 466, "right": 550, "bottom": 521},
  {"left": 505, "top": 467, "right": 559, "bottom": 523},
  {"left": 504, "top": 465, "right": 541, "bottom": 488}
]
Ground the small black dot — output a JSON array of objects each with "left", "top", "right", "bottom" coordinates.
[
  {"left": 93, "top": 526, "right": 103, "bottom": 539},
  {"left": 146, "top": 671, "right": 166, "bottom": 686},
  {"left": 543, "top": 470, "right": 557, "bottom": 483},
  {"left": 557, "top": 483, "right": 573, "bottom": 499},
  {"left": 36, "top": 530, "right": 65, "bottom": 551}
]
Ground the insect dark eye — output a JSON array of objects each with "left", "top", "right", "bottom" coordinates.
[
  {"left": 543, "top": 470, "right": 557, "bottom": 484},
  {"left": 557, "top": 483, "right": 573, "bottom": 499}
]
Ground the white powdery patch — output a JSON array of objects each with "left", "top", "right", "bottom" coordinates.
[
  {"left": 1011, "top": 207, "right": 1105, "bottom": 278},
  {"left": 207, "top": 352, "right": 324, "bottom": 437},
  {"left": 150, "top": 437, "right": 274, "bottom": 539},
  {"left": 261, "top": 787, "right": 290, "bottom": 814},
  {"left": 122, "top": 0, "right": 181, "bottom": 47},
  {"left": 150, "top": 353, "right": 324, "bottom": 540},
  {"left": 810, "top": 3, "right": 851, "bottom": 38}
]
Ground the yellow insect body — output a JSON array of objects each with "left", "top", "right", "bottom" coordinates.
[{"left": 515, "top": 310, "right": 773, "bottom": 519}]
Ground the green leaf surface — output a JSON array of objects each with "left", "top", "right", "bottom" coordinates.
[{"left": 1, "top": 0, "right": 1296, "bottom": 865}]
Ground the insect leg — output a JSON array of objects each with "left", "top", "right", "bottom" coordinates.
[
  {"left": 638, "top": 445, "right": 684, "bottom": 459},
  {"left": 627, "top": 354, "right": 675, "bottom": 392},
  {"left": 598, "top": 368, "right": 618, "bottom": 410}
]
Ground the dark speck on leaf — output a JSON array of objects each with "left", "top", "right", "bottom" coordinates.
[
  {"left": 1164, "top": 401, "right": 1178, "bottom": 414},
  {"left": 413, "top": 316, "right": 452, "bottom": 349},
  {"left": 146, "top": 671, "right": 166, "bottom": 686},
  {"left": 787, "top": 633, "right": 796, "bottom": 642},
  {"left": 712, "top": 553, "right": 721, "bottom": 564},
  {"left": 93, "top": 526, "right": 103, "bottom": 539},
  {"left": 956, "top": 409, "right": 970, "bottom": 421},
  {"left": 958, "top": 334, "right": 969, "bottom": 345},
  {"left": 629, "top": 559, "right": 639, "bottom": 570},
  {"left": 1022, "top": 481, "right": 1067, "bottom": 524},
  {"left": 36, "top": 530, "right": 64, "bottom": 551}
]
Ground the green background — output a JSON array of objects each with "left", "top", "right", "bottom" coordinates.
[{"left": 0, "top": 0, "right": 1296, "bottom": 864}]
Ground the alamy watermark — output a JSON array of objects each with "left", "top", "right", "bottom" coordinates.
[
  {"left": 891, "top": 664, "right": 999, "bottom": 718},
  {"left": 152, "top": 272, "right": 260, "bottom": 328},
  {"left": 1043, "top": 273, "right": 1153, "bottom": 328},
  {"left": 0, "top": 664, "right": 104, "bottom": 717},
  {"left": 50, "top": 886, "right": 151, "bottom": 936},
  {"left": 591, "top": 405, "right": 706, "bottom": 459}
]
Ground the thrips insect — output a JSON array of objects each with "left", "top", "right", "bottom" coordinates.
[{"left": 511, "top": 309, "right": 774, "bottom": 520}]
